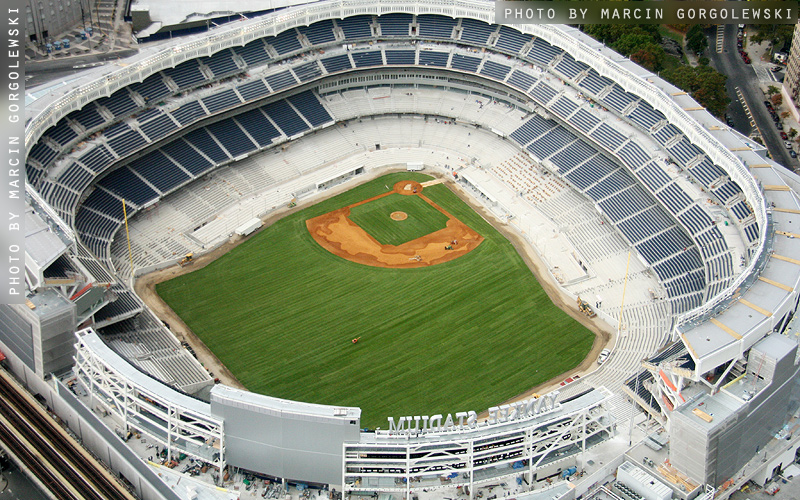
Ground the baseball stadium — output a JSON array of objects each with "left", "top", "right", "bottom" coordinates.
[{"left": 10, "top": 1, "right": 800, "bottom": 499}]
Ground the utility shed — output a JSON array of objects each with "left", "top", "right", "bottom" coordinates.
[{"left": 235, "top": 218, "right": 262, "bottom": 237}]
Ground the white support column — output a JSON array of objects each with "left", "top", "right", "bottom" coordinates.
[{"left": 468, "top": 439, "right": 474, "bottom": 500}]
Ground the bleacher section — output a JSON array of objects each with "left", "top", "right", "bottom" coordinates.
[
  {"left": 352, "top": 50, "right": 384, "bottom": 68},
  {"left": 321, "top": 54, "right": 353, "bottom": 73},
  {"left": 198, "top": 50, "right": 241, "bottom": 79},
  {"left": 383, "top": 49, "right": 414, "bottom": 66},
  {"left": 265, "top": 70, "right": 298, "bottom": 91},
  {"left": 206, "top": 120, "right": 257, "bottom": 158},
  {"left": 417, "top": 14, "right": 456, "bottom": 39},
  {"left": 494, "top": 25, "right": 531, "bottom": 54},
  {"left": 419, "top": 50, "right": 448, "bottom": 68},
  {"left": 377, "top": 13, "right": 412, "bottom": 37},
  {"left": 234, "top": 109, "right": 281, "bottom": 147},
  {"left": 127, "top": 151, "right": 190, "bottom": 193},
  {"left": 128, "top": 74, "right": 171, "bottom": 102},
  {"left": 233, "top": 39, "right": 271, "bottom": 67},
  {"left": 297, "top": 19, "right": 337, "bottom": 45},
  {"left": 162, "top": 60, "right": 207, "bottom": 89},
  {"left": 450, "top": 53, "right": 481, "bottom": 73},
  {"left": 509, "top": 111, "right": 708, "bottom": 312},
  {"left": 286, "top": 91, "right": 333, "bottom": 127},
  {"left": 336, "top": 15, "right": 372, "bottom": 40},
  {"left": 96, "top": 90, "right": 139, "bottom": 118},
  {"left": 458, "top": 18, "right": 496, "bottom": 45},
  {"left": 69, "top": 104, "right": 107, "bottom": 131},
  {"left": 202, "top": 89, "right": 242, "bottom": 114},
  {"left": 99, "top": 310, "right": 212, "bottom": 393},
  {"left": 70, "top": 91, "right": 333, "bottom": 260}
]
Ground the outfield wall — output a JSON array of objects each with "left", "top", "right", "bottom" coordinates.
[
  {"left": 72, "top": 327, "right": 610, "bottom": 489},
  {"left": 210, "top": 385, "right": 361, "bottom": 485}
]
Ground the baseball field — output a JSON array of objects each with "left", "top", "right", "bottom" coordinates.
[{"left": 156, "top": 172, "right": 594, "bottom": 429}]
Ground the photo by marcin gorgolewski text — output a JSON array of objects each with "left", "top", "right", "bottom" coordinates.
[
  {"left": 3, "top": 1, "right": 24, "bottom": 304},
  {"left": 496, "top": 1, "right": 796, "bottom": 25}
]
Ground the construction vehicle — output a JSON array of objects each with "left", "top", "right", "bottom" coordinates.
[
  {"left": 179, "top": 253, "right": 194, "bottom": 267},
  {"left": 577, "top": 297, "right": 596, "bottom": 318}
]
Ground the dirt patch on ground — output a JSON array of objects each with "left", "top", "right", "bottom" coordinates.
[
  {"left": 135, "top": 169, "right": 615, "bottom": 405},
  {"left": 306, "top": 180, "right": 482, "bottom": 268},
  {"left": 390, "top": 211, "right": 408, "bottom": 221}
]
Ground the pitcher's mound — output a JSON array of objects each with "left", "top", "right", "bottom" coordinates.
[{"left": 391, "top": 211, "right": 408, "bottom": 221}]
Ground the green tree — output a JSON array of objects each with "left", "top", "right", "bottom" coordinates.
[
  {"left": 685, "top": 25, "right": 708, "bottom": 54},
  {"left": 591, "top": 26, "right": 667, "bottom": 72},
  {"left": 789, "top": 128, "right": 798, "bottom": 140},
  {"left": 582, "top": 24, "right": 660, "bottom": 46},
  {"left": 629, "top": 43, "right": 666, "bottom": 72},
  {"left": 662, "top": 65, "right": 730, "bottom": 117},
  {"left": 767, "top": 85, "right": 780, "bottom": 96},
  {"left": 751, "top": 24, "right": 794, "bottom": 51}
]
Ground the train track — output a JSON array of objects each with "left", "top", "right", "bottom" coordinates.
[{"left": 0, "top": 369, "right": 136, "bottom": 500}]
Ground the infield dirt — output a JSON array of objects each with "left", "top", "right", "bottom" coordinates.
[{"left": 306, "top": 180, "right": 483, "bottom": 268}]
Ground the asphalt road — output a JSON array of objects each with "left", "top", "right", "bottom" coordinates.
[
  {"left": 706, "top": 24, "right": 797, "bottom": 172},
  {"left": 25, "top": 49, "right": 137, "bottom": 88}
]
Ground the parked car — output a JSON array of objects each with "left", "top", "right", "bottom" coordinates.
[
  {"left": 726, "top": 115, "right": 735, "bottom": 127},
  {"left": 785, "top": 141, "right": 793, "bottom": 149},
  {"left": 765, "top": 100, "right": 774, "bottom": 109},
  {"left": 777, "top": 122, "right": 784, "bottom": 130},
  {"left": 598, "top": 348, "right": 611, "bottom": 365},
  {"left": 791, "top": 150, "right": 798, "bottom": 159},
  {"left": 781, "top": 132, "right": 788, "bottom": 140}
]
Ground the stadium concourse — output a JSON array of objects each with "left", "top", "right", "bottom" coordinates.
[{"left": 15, "top": 0, "right": 800, "bottom": 499}]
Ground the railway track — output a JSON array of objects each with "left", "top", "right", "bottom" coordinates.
[{"left": 0, "top": 369, "right": 136, "bottom": 500}]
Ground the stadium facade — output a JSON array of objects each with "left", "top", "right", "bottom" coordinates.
[{"left": 11, "top": 0, "right": 800, "bottom": 498}]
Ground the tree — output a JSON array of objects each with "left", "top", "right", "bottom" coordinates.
[
  {"left": 750, "top": 24, "right": 794, "bottom": 51},
  {"left": 662, "top": 65, "right": 730, "bottom": 117},
  {"left": 630, "top": 44, "right": 666, "bottom": 72},
  {"left": 685, "top": 25, "right": 708, "bottom": 54},
  {"left": 771, "top": 93, "right": 783, "bottom": 106},
  {"left": 582, "top": 24, "right": 660, "bottom": 46},
  {"left": 767, "top": 85, "right": 780, "bottom": 96},
  {"left": 789, "top": 128, "right": 798, "bottom": 140}
]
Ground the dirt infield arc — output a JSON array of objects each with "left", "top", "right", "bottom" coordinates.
[{"left": 306, "top": 181, "right": 483, "bottom": 268}]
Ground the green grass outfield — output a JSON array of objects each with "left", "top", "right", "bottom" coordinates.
[
  {"left": 156, "top": 173, "right": 594, "bottom": 429},
  {"left": 348, "top": 193, "right": 449, "bottom": 246}
]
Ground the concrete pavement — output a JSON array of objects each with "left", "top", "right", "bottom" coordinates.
[{"left": 25, "top": 0, "right": 137, "bottom": 87}]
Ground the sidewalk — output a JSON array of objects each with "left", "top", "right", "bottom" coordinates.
[{"left": 743, "top": 31, "right": 800, "bottom": 150}]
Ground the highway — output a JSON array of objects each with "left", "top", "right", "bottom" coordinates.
[{"left": 0, "top": 369, "right": 138, "bottom": 500}]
